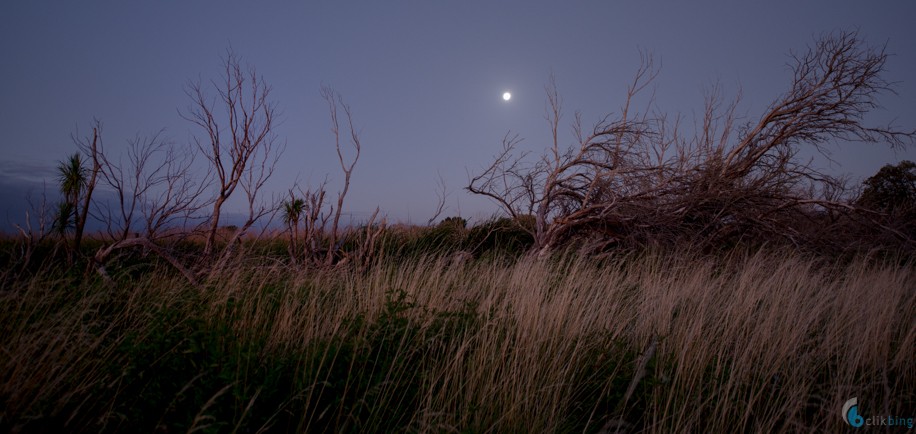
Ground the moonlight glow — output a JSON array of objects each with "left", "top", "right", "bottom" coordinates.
[{"left": 502, "top": 91, "right": 512, "bottom": 101}]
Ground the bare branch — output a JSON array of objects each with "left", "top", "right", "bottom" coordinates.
[
  {"left": 467, "top": 32, "right": 915, "bottom": 255},
  {"left": 427, "top": 172, "right": 449, "bottom": 226},
  {"left": 181, "top": 50, "right": 281, "bottom": 258},
  {"left": 321, "top": 86, "right": 362, "bottom": 266}
]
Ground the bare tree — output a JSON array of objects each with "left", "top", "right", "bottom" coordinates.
[
  {"left": 139, "top": 144, "right": 210, "bottom": 240},
  {"left": 213, "top": 135, "right": 283, "bottom": 269},
  {"left": 426, "top": 172, "right": 449, "bottom": 226},
  {"left": 469, "top": 31, "right": 915, "bottom": 255},
  {"left": 92, "top": 131, "right": 207, "bottom": 241},
  {"left": 10, "top": 188, "right": 55, "bottom": 275},
  {"left": 349, "top": 207, "right": 386, "bottom": 272},
  {"left": 299, "top": 181, "right": 329, "bottom": 264},
  {"left": 469, "top": 64, "right": 659, "bottom": 254},
  {"left": 88, "top": 132, "right": 208, "bottom": 284},
  {"left": 281, "top": 179, "right": 334, "bottom": 265},
  {"left": 321, "top": 86, "right": 362, "bottom": 266},
  {"left": 183, "top": 51, "right": 281, "bottom": 258}
]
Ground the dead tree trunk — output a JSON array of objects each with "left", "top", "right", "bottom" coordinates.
[
  {"left": 321, "top": 86, "right": 363, "bottom": 266},
  {"left": 182, "top": 50, "right": 280, "bottom": 259}
]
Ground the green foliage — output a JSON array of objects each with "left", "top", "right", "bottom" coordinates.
[
  {"left": 372, "top": 215, "right": 535, "bottom": 260},
  {"left": 57, "top": 153, "right": 87, "bottom": 201},
  {"left": 465, "top": 215, "right": 535, "bottom": 257},
  {"left": 52, "top": 153, "right": 87, "bottom": 237},
  {"left": 282, "top": 197, "right": 305, "bottom": 226},
  {"left": 439, "top": 216, "right": 467, "bottom": 229},
  {"left": 420, "top": 217, "right": 468, "bottom": 250},
  {"left": 858, "top": 160, "right": 916, "bottom": 214},
  {"left": 53, "top": 201, "right": 75, "bottom": 237},
  {"left": 0, "top": 273, "right": 484, "bottom": 433}
]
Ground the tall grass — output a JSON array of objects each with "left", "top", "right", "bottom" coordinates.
[{"left": 1, "top": 249, "right": 913, "bottom": 432}]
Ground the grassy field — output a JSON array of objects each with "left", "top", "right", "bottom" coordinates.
[{"left": 1, "top": 246, "right": 913, "bottom": 433}]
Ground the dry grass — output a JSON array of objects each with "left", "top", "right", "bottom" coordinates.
[{"left": 1, "top": 249, "right": 913, "bottom": 432}]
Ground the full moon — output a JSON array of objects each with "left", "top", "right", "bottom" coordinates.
[{"left": 502, "top": 92, "right": 512, "bottom": 101}]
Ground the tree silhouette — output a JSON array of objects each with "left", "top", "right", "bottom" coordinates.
[
  {"left": 56, "top": 153, "right": 85, "bottom": 229},
  {"left": 183, "top": 51, "right": 280, "bottom": 258},
  {"left": 468, "top": 31, "right": 916, "bottom": 254},
  {"left": 283, "top": 196, "right": 305, "bottom": 261},
  {"left": 858, "top": 160, "right": 916, "bottom": 215}
]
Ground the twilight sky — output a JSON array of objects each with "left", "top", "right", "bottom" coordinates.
[{"left": 2, "top": 1, "right": 915, "bottom": 230}]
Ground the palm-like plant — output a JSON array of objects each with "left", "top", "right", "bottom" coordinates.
[
  {"left": 283, "top": 197, "right": 305, "bottom": 260},
  {"left": 53, "top": 202, "right": 75, "bottom": 238},
  {"left": 55, "top": 153, "right": 86, "bottom": 238},
  {"left": 58, "top": 153, "right": 86, "bottom": 204}
]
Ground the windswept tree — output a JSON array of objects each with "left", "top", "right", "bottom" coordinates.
[
  {"left": 469, "top": 31, "right": 915, "bottom": 254},
  {"left": 183, "top": 51, "right": 281, "bottom": 258}
]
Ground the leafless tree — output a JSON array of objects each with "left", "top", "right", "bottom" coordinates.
[
  {"left": 288, "top": 181, "right": 331, "bottom": 265},
  {"left": 92, "top": 131, "right": 207, "bottom": 241},
  {"left": 87, "top": 132, "right": 208, "bottom": 284},
  {"left": 321, "top": 86, "right": 362, "bottom": 266},
  {"left": 469, "top": 63, "right": 660, "bottom": 254},
  {"left": 349, "top": 207, "right": 386, "bottom": 272},
  {"left": 469, "top": 31, "right": 915, "bottom": 255},
  {"left": 427, "top": 172, "right": 449, "bottom": 226},
  {"left": 10, "top": 188, "right": 55, "bottom": 275},
  {"left": 213, "top": 138, "right": 283, "bottom": 269},
  {"left": 183, "top": 51, "right": 281, "bottom": 258},
  {"left": 302, "top": 185, "right": 329, "bottom": 261}
]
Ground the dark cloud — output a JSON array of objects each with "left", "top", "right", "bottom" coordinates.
[
  {"left": 0, "top": 157, "right": 62, "bottom": 233},
  {"left": 0, "top": 159, "right": 57, "bottom": 186},
  {"left": 0, "top": 176, "right": 57, "bottom": 234}
]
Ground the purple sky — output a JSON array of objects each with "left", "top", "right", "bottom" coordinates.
[{"left": 2, "top": 1, "right": 915, "bottom": 230}]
